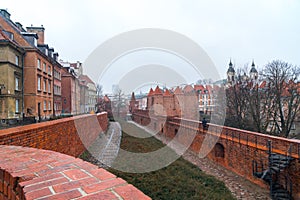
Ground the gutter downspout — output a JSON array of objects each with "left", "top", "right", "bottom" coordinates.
[{"left": 21, "top": 51, "right": 25, "bottom": 119}]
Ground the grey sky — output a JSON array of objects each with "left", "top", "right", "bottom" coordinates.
[{"left": 2, "top": 0, "right": 300, "bottom": 92}]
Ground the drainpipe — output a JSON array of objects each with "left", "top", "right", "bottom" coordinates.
[
  {"left": 21, "top": 51, "right": 25, "bottom": 120},
  {"left": 52, "top": 63, "right": 55, "bottom": 117}
]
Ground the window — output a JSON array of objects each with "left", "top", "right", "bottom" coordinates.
[
  {"left": 54, "top": 85, "right": 61, "bottom": 95},
  {"left": 48, "top": 66, "right": 51, "bottom": 75},
  {"left": 33, "top": 38, "right": 37, "bottom": 46},
  {"left": 48, "top": 81, "right": 51, "bottom": 93},
  {"left": 15, "top": 55, "right": 19, "bottom": 66},
  {"left": 37, "top": 77, "right": 41, "bottom": 91},
  {"left": 15, "top": 77, "right": 20, "bottom": 91},
  {"left": 43, "top": 79, "right": 46, "bottom": 92},
  {"left": 48, "top": 101, "right": 51, "bottom": 110},
  {"left": 44, "top": 100, "right": 47, "bottom": 111},
  {"left": 37, "top": 59, "right": 41, "bottom": 69},
  {"left": 15, "top": 99, "right": 19, "bottom": 113},
  {"left": 43, "top": 63, "right": 46, "bottom": 72}
]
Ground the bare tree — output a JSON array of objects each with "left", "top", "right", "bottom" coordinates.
[
  {"left": 96, "top": 84, "right": 103, "bottom": 99},
  {"left": 225, "top": 68, "right": 251, "bottom": 130},
  {"left": 262, "top": 60, "right": 300, "bottom": 137},
  {"left": 224, "top": 60, "right": 299, "bottom": 137},
  {"left": 113, "top": 86, "right": 125, "bottom": 117}
]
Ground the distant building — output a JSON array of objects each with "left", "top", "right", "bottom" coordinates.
[
  {"left": 79, "top": 75, "right": 97, "bottom": 113},
  {"left": 131, "top": 84, "right": 219, "bottom": 120},
  {"left": 61, "top": 67, "right": 81, "bottom": 115},
  {"left": 53, "top": 60, "right": 63, "bottom": 116},
  {"left": 79, "top": 79, "right": 88, "bottom": 114},
  {"left": 97, "top": 95, "right": 112, "bottom": 118},
  {"left": 226, "top": 60, "right": 258, "bottom": 87}
]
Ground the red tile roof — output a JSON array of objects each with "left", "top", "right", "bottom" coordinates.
[
  {"left": 163, "top": 89, "right": 173, "bottom": 97},
  {"left": 194, "top": 85, "right": 206, "bottom": 94},
  {"left": 183, "top": 85, "right": 194, "bottom": 93},
  {"left": 153, "top": 86, "right": 163, "bottom": 95},
  {"left": 79, "top": 75, "right": 95, "bottom": 85},
  {"left": 0, "top": 29, "right": 8, "bottom": 40},
  {"left": 0, "top": 29, "right": 21, "bottom": 46},
  {"left": 148, "top": 88, "right": 154, "bottom": 96},
  {"left": 174, "top": 86, "right": 183, "bottom": 95}
]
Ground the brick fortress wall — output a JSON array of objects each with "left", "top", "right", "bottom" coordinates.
[{"left": 132, "top": 109, "right": 300, "bottom": 199}]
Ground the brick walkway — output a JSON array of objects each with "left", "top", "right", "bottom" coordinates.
[
  {"left": 0, "top": 145, "right": 150, "bottom": 200},
  {"left": 130, "top": 121, "right": 271, "bottom": 200}
]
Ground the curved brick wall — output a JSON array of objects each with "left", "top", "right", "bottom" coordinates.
[
  {"left": 0, "top": 145, "right": 150, "bottom": 200},
  {"left": 0, "top": 113, "right": 108, "bottom": 157}
]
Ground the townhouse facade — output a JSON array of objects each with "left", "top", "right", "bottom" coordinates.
[
  {"left": 78, "top": 75, "right": 97, "bottom": 113},
  {"left": 53, "top": 61, "right": 63, "bottom": 116},
  {"left": 0, "top": 9, "right": 63, "bottom": 121},
  {"left": 0, "top": 28, "right": 25, "bottom": 124}
]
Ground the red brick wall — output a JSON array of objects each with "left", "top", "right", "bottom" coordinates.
[
  {"left": 0, "top": 113, "right": 108, "bottom": 157},
  {"left": 132, "top": 111, "right": 300, "bottom": 199},
  {"left": 0, "top": 145, "right": 150, "bottom": 200}
]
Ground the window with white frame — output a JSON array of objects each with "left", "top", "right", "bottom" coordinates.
[
  {"left": 15, "top": 55, "right": 19, "bottom": 66},
  {"left": 37, "top": 58, "right": 41, "bottom": 69},
  {"left": 43, "top": 62, "right": 46, "bottom": 72},
  {"left": 37, "top": 76, "right": 41, "bottom": 91},
  {"left": 48, "top": 66, "right": 51, "bottom": 75},
  {"left": 44, "top": 100, "right": 47, "bottom": 111},
  {"left": 43, "top": 79, "right": 46, "bottom": 92},
  {"left": 48, "top": 80, "right": 51, "bottom": 93},
  {"left": 48, "top": 101, "right": 51, "bottom": 110},
  {"left": 15, "top": 99, "right": 19, "bottom": 113},
  {"left": 15, "top": 77, "right": 20, "bottom": 91}
]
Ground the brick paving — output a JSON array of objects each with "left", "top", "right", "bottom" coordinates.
[{"left": 0, "top": 145, "right": 150, "bottom": 200}]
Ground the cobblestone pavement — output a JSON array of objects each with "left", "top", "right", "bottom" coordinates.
[
  {"left": 129, "top": 121, "right": 271, "bottom": 200},
  {"left": 86, "top": 122, "right": 122, "bottom": 168}
]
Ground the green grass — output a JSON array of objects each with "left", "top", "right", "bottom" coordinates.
[{"left": 108, "top": 121, "right": 235, "bottom": 200}]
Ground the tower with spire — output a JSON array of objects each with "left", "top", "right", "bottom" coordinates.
[
  {"left": 249, "top": 60, "right": 258, "bottom": 80},
  {"left": 226, "top": 60, "right": 235, "bottom": 86},
  {"left": 226, "top": 59, "right": 259, "bottom": 86}
]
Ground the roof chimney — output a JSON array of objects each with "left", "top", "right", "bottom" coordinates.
[
  {"left": 15, "top": 22, "right": 25, "bottom": 32},
  {"left": 26, "top": 25, "right": 45, "bottom": 45},
  {"left": 53, "top": 52, "right": 59, "bottom": 61},
  {"left": 0, "top": 9, "right": 10, "bottom": 20},
  {"left": 48, "top": 47, "right": 54, "bottom": 58}
]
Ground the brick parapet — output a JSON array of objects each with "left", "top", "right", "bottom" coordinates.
[
  {"left": 0, "top": 113, "right": 108, "bottom": 157},
  {"left": 0, "top": 145, "right": 150, "bottom": 200}
]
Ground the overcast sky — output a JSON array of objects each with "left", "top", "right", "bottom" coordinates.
[{"left": 2, "top": 0, "right": 300, "bottom": 92}]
